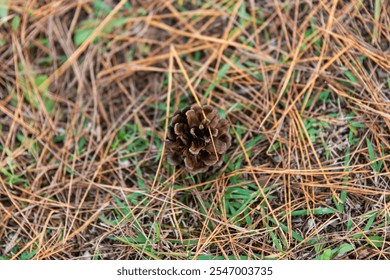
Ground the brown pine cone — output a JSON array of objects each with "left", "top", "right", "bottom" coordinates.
[{"left": 166, "top": 104, "right": 231, "bottom": 174}]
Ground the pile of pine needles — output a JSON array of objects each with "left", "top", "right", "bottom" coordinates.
[{"left": 0, "top": 0, "right": 389, "bottom": 259}]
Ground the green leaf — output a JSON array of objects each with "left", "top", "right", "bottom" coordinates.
[
  {"left": 310, "top": 238, "right": 325, "bottom": 254},
  {"left": 0, "top": 0, "right": 8, "bottom": 19},
  {"left": 366, "top": 138, "right": 381, "bottom": 172},
  {"left": 368, "top": 236, "right": 384, "bottom": 248},
  {"left": 113, "top": 197, "right": 130, "bottom": 217},
  {"left": 12, "top": 15, "right": 20, "bottom": 31},
  {"left": 98, "top": 215, "right": 118, "bottom": 227},
  {"left": 204, "top": 61, "right": 232, "bottom": 100},
  {"left": 268, "top": 217, "right": 304, "bottom": 242},
  {"left": 320, "top": 249, "right": 334, "bottom": 260},
  {"left": 290, "top": 207, "right": 336, "bottom": 216},
  {"left": 20, "top": 73, "right": 54, "bottom": 113},
  {"left": 344, "top": 70, "right": 358, "bottom": 83},
  {"left": 335, "top": 243, "right": 354, "bottom": 256},
  {"left": 244, "top": 135, "right": 265, "bottom": 150},
  {"left": 93, "top": 0, "right": 111, "bottom": 16},
  {"left": 35, "top": 75, "right": 54, "bottom": 113},
  {"left": 52, "top": 134, "right": 65, "bottom": 143},
  {"left": 373, "top": 0, "right": 380, "bottom": 40},
  {"left": 318, "top": 90, "right": 330, "bottom": 101},
  {"left": 20, "top": 249, "right": 38, "bottom": 260},
  {"left": 266, "top": 223, "right": 283, "bottom": 252},
  {"left": 153, "top": 220, "right": 160, "bottom": 242},
  {"left": 346, "top": 219, "right": 353, "bottom": 231},
  {"left": 113, "top": 235, "right": 147, "bottom": 244},
  {"left": 335, "top": 190, "right": 347, "bottom": 212},
  {"left": 74, "top": 28, "right": 93, "bottom": 46},
  {"left": 93, "top": 249, "right": 100, "bottom": 260},
  {"left": 65, "top": 167, "right": 77, "bottom": 175},
  {"left": 195, "top": 255, "right": 213, "bottom": 260},
  {"left": 77, "top": 136, "right": 86, "bottom": 154},
  {"left": 0, "top": 167, "right": 28, "bottom": 185},
  {"left": 1, "top": 167, "right": 12, "bottom": 177},
  {"left": 74, "top": 17, "right": 129, "bottom": 46},
  {"left": 195, "top": 255, "right": 250, "bottom": 260},
  {"left": 364, "top": 212, "right": 377, "bottom": 232}
]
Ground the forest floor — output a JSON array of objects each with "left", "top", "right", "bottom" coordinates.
[{"left": 0, "top": 0, "right": 389, "bottom": 259}]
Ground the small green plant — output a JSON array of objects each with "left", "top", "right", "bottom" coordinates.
[
  {"left": 18, "top": 70, "right": 54, "bottom": 114},
  {"left": 302, "top": 117, "right": 330, "bottom": 143},
  {"left": 366, "top": 138, "right": 383, "bottom": 173},
  {"left": 111, "top": 123, "right": 148, "bottom": 161},
  {"left": 0, "top": 161, "right": 28, "bottom": 186},
  {"left": 316, "top": 243, "right": 354, "bottom": 260}
]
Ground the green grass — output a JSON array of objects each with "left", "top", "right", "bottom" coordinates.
[
  {"left": 366, "top": 138, "right": 384, "bottom": 173},
  {"left": 1, "top": 0, "right": 389, "bottom": 260}
]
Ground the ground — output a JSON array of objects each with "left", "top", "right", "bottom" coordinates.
[{"left": 0, "top": 0, "right": 389, "bottom": 260}]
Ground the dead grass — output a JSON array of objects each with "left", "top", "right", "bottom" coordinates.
[{"left": 0, "top": 0, "right": 389, "bottom": 260}]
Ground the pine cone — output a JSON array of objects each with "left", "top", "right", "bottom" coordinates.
[{"left": 166, "top": 104, "right": 231, "bottom": 174}]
